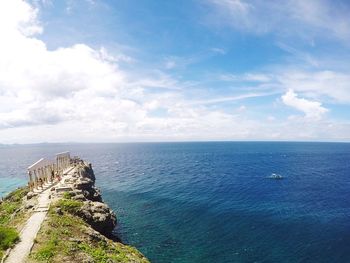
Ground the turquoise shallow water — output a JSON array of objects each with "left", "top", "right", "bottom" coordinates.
[{"left": 1, "top": 142, "right": 350, "bottom": 262}]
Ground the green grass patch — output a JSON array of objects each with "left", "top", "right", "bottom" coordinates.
[
  {"left": 49, "top": 213, "right": 83, "bottom": 229},
  {"left": 62, "top": 192, "right": 73, "bottom": 200},
  {"left": 0, "top": 187, "right": 29, "bottom": 225},
  {"left": 33, "top": 234, "right": 58, "bottom": 261},
  {"left": 4, "top": 187, "right": 29, "bottom": 203},
  {"left": 0, "top": 187, "right": 28, "bottom": 257},
  {"left": 0, "top": 226, "right": 19, "bottom": 251},
  {"left": 54, "top": 199, "right": 83, "bottom": 214},
  {"left": 31, "top": 212, "right": 86, "bottom": 262},
  {"left": 77, "top": 242, "right": 132, "bottom": 262}
]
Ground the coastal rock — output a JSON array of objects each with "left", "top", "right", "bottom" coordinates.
[
  {"left": 24, "top": 200, "right": 35, "bottom": 209},
  {"left": 80, "top": 163, "right": 96, "bottom": 182},
  {"left": 55, "top": 161, "right": 116, "bottom": 237},
  {"left": 78, "top": 200, "right": 117, "bottom": 235},
  {"left": 83, "top": 187, "right": 102, "bottom": 202},
  {"left": 69, "top": 171, "right": 102, "bottom": 201},
  {"left": 74, "top": 178, "right": 94, "bottom": 190},
  {"left": 84, "top": 227, "right": 105, "bottom": 242},
  {"left": 71, "top": 189, "right": 84, "bottom": 195},
  {"left": 55, "top": 207, "right": 63, "bottom": 215},
  {"left": 26, "top": 191, "right": 37, "bottom": 200},
  {"left": 72, "top": 194, "right": 86, "bottom": 201}
]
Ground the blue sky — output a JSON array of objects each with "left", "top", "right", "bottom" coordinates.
[{"left": 0, "top": 0, "right": 349, "bottom": 142}]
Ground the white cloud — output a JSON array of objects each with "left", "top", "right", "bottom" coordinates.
[
  {"left": 210, "top": 47, "right": 227, "bottom": 55},
  {"left": 0, "top": 0, "right": 257, "bottom": 142},
  {"left": 281, "top": 89, "right": 328, "bottom": 120},
  {"left": 189, "top": 92, "right": 275, "bottom": 106},
  {"left": 220, "top": 68, "right": 350, "bottom": 104},
  {"left": 267, "top": 116, "right": 275, "bottom": 122},
  {"left": 220, "top": 73, "right": 271, "bottom": 82},
  {"left": 206, "top": 0, "right": 350, "bottom": 42},
  {"left": 236, "top": 105, "right": 246, "bottom": 112},
  {"left": 278, "top": 70, "right": 350, "bottom": 103},
  {"left": 0, "top": 0, "right": 348, "bottom": 142},
  {"left": 0, "top": 1, "right": 138, "bottom": 133},
  {"left": 0, "top": 0, "right": 42, "bottom": 36}
]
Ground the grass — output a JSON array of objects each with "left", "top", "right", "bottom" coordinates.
[
  {"left": 4, "top": 187, "right": 29, "bottom": 203},
  {"left": 33, "top": 233, "right": 58, "bottom": 261},
  {"left": 0, "top": 187, "right": 29, "bottom": 225},
  {"left": 31, "top": 209, "right": 85, "bottom": 262},
  {"left": 62, "top": 192, "right": 73, "bottom": 200},
  {"left": 77, "top": 241, "right": 149, "bottom": 263},
  {"left": 29, "top": 196, "right": 150, "bottom": 263},
  {"left": 0, "top": 187, "right": 29, "bottom": 258},
  {"left": 0, "top": 227, "right": 19, "bottom": 259},
  {"left": 54, "top": 199, "right": 83, "bottom": 214}
]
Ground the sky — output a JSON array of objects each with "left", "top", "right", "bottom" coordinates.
[{"left": 0, "top": 0, "right": 350, "bottom": 143}]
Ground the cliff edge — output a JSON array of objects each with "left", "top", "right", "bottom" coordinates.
[{"left": 1, "top": 159, "right": 150, "bottom": 263}]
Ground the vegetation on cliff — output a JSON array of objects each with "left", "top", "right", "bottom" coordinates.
[
  {"left": 29, "top": 195, "right": 149, "bottom": 263},
  {"left": 0, "top": 187, "right": 30, "bottom": 258},
  {"left": 2, "top": 161, "right": 149, "bottom": 263}
]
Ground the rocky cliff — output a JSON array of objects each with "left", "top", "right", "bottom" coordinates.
[
  {"left": 27, "top": 159, "right": 150, "bottom": 263},
  {"left": 55, "top": 160, "right": 117, "bottom": 236}
]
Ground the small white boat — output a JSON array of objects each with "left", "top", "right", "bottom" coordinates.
[{"left": 268, "top": 173, "right": 284, "bottom": 179}]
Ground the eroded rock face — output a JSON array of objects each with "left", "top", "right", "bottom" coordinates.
[
  {"left": 80, "top": 164, "right": 96, "bottom": 182},
  {"left": 74, "top": 178, "right": 94, "bottom": 190},
  {"left": 26, "top": 192, "right": 37, "bottom": 200},
  {"left": 63, "top": 162, "right": 103, "bottom": 202},
  {"left": 78, "top": 201, "right": 117, "bottom": 235},
  {"left": 62, "top": 161, "right": 116, "bottom": 236}
]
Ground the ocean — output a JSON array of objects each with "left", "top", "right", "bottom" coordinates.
[{"left": 1, "top": 142, "right": 350, "bottom": 262}]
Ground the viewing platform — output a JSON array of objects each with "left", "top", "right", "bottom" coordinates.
[{"left": 27, "top": 151, "right": 72, "bottom": 193}]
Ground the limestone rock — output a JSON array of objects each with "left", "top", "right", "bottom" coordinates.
[
  {"left": 55, "top": 207, "right": 63, "bottom": 215},
  {"left": 26, "top": 191, "right": 37, "bottom": 200},
  {"left": 72, "top": 194, "right": 86, "bottom": 201},
  {"left": 84, "top": 227, "right": 105, "bottom": 242},
  {"left": 78, "top": 201, "right": 116, "bottom": 235},
  {"left": 58, "top": 161, "right": 117, "bottom": 237},
  {"left": 80, "top": 163, "right": 96, "bottom": 182},
  {"left": 24, "top": 201, "right": 35, "bottom": 210},
  {"left": 74, "top": 178, "right": 94, "bottom": 190},
  {"left": 83, "top": 188, "right": 102, "bottom": 202}
]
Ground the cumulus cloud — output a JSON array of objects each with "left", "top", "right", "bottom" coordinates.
[
  {"left": 0, "top": 0, "right": 348, "bottom": 143},
  {"left": 0, "top": 0, "right": 256, "bottom": 142},
  {"left": 0, "top": 0, "right": 128, "bottom": 129},
  {"left": 282, "top": 89, "right": 328, "bottom": 120},
  {"left": 0, "top": 0, "right": 42, "bottom": 36}
]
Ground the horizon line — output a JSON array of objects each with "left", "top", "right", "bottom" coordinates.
[{"left": 1, "top": 140, "right": 350, "bottom": 145}]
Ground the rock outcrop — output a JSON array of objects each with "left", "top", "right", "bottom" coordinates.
[
  {"left": 78, "top": 201, "right": 116, "bottom": 235},
  {"left": 54, "top": 159, "right": 116, "bottom": 236}
]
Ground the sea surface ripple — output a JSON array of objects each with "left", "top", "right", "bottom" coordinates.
[{"left": 1, "top": 142, "right": 350, "bottom": 263}]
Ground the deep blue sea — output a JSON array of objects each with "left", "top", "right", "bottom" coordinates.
[{"left": 1, "top": 142, "right": 350, "bottom": 262}]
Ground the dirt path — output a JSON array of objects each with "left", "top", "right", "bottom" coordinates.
[{"left": 5, "top": 167, "right": 75, "bottom": 263}]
